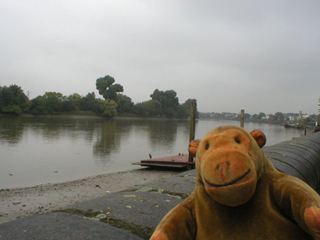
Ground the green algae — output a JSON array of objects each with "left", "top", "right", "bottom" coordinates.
[{"left": 57, "top": 208, "right": 153, "bottom": 240}]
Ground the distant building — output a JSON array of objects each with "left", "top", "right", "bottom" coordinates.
[
  {"left": 222, "top": 112, "right": 237, "bottom": 119},
  {"left": 285, "top": 113, "right": 299, "bottom": 122}
]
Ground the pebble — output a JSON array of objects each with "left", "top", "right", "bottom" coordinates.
[
  {"left": 96, "top": 214, "right": 107, "bottom": 219},
  {"left": 124, "top": 195, "right": 137, "bottom": 198}
]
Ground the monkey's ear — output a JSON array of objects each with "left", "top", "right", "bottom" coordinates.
[
  {"left": 249, "top": 130, "right": 266, "bottom": 148},
  {"left": 188, "top": 139, "right": 201, "bottom": 157}
]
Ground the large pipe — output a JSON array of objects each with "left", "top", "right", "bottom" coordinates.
[{"left": 263, "top": 132, "right": 320, "bottom": 193}]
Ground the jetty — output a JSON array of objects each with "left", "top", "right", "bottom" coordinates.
[{"left": 132, "top": 154, "right": 194, "bottom": 169}]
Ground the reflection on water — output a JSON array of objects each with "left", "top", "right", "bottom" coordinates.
[
  {"left": 0, "top": 117, "right": 25, "bottom": 144},
  {"left": 93, "top": 120, "right": 119, "bottom": 157},
  {"left": 0, "top": 115, "right": 311, "bottom": 188}
]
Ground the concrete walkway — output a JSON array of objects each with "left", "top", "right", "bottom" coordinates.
[{"left": 0, "top": 170, "right": 196, "bottom": 240}]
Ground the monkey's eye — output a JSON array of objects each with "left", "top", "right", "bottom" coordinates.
[
  {"left": 205, "top": 143, "right": 210, "bottom": 150},
  {"left": 235, "top": 137, "right": 241, "bottom": 144}
]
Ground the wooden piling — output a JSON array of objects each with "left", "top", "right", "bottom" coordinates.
[
  {"left": 240, "top": 109, "right": 245, "bottom": 128},
  {"left": 315, "top": 114, "right": 320, "bottom": 133},
  {"left": 188, "top": 99, "right": 197, "bottom": 163}
]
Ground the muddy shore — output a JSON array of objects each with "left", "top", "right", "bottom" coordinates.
[{"left": 0, "top": 168, "right": 180, "bottom": 224}]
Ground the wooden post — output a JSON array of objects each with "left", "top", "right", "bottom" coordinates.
[
  {"left": 315, "top": 114, "right": 320, "bottom": 133},
  {"left": 304, "top": 125, "right": 307, "bottom": 136},
  {"left": 188, "top": 99, "right": 197, "bottom": 163},
  {"left": 240, "top": 109, "right": 245, "bottom": 128}
]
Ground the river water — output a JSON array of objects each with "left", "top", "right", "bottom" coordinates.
[{"left": 0, "top": 115, "right": 312, "bottom": 189}]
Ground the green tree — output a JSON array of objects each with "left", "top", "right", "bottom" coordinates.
[
  {"left": 244, "top": 113, "right": 251, "bottom": 119},
  {"left": 60, "top": 100, "right": 76, "bottom": 112},
  {"left": 179, "top": 99, "right": 199, "bottom": 119},
  {"left": 96, "top": 99, "right": 118, "bottom": 117},
  {"left": 79, "top": 92, "right": 98, "bottom": 112},
  {"left": 133, "top": 100, "right": 162, "bottom": 117},
  {"left": 30, "top": 96, "right": 50, "bottom": 115},
  {"left": 0, "top": 85, "right": 31, "bottom": 113},
  {"left": 30, "top": 92, "right": 66, "bottom": 115},
  {"left": 275, "top": 112, "right": 284, "bottom": 121},
  {"left": 150, "top": 89, "right": 180, "bottom": 118},
  {"left": 258, "top": 112, "right": 266, "bottom": 119},
  {"left": 116, "top": 94, "right": 134, "bottom": 113},
  {"left": 1, "top": 105, "right": 23, "bottom": 114},
  {"left": 165, "top": 107, "right": 178, "bottom": 119},
  {"left": 43, "top": 92, "right": 66, "bottom": 113},
  {"left": 297, "top": 118, "right": 306, "bottom": 128},
  {"left": 96, "top": 75, "right": 124, "bottom": 102},
  {"left": 176, "top": 105, "right": 189, "bottom": 119},
  {"left": 180, "top": 99, "right": 194, "bottom": 110},
  {"left": 252, "top": 114, "right": 258, "bottom": 119},
  {"left": 151, "top": 89, "right": 179, "bottom": 110},
  {"left": 67, "top": 93, "right": 82, "bottom": 110}
]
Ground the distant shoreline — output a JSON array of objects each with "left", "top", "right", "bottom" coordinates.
[
  {"left": 0, "top": 112, "right": 190, "bottom": 121},
  {"left": 1, "top": 112, "right": 316, "bottom": 128}
]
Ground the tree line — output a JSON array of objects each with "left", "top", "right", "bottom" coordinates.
[{"left": 0, "top": 75, "right": 193, "bottom": 118}]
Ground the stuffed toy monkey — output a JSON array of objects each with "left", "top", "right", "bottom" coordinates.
[{"left": 150, "top": 125, "right": 320, "bottom": 240}]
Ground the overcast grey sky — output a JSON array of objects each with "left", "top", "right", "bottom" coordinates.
[{"left": 1, "top": 1, "right": 319, "bottom": 115}]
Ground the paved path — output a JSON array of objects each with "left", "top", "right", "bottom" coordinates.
[{"left": 0, "top": 170, "right": 196, "bottom": 240}]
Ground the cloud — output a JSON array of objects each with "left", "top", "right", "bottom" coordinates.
[{"left": 0, "top": 0, "right": 319, "bottom": 114}]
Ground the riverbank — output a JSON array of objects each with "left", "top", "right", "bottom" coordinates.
[
  {"left": 0, "top": 168, "right": 180, "bottom": 224},
  {"left": 0, "top": 112, "right": 190, "bottom": 121}
]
